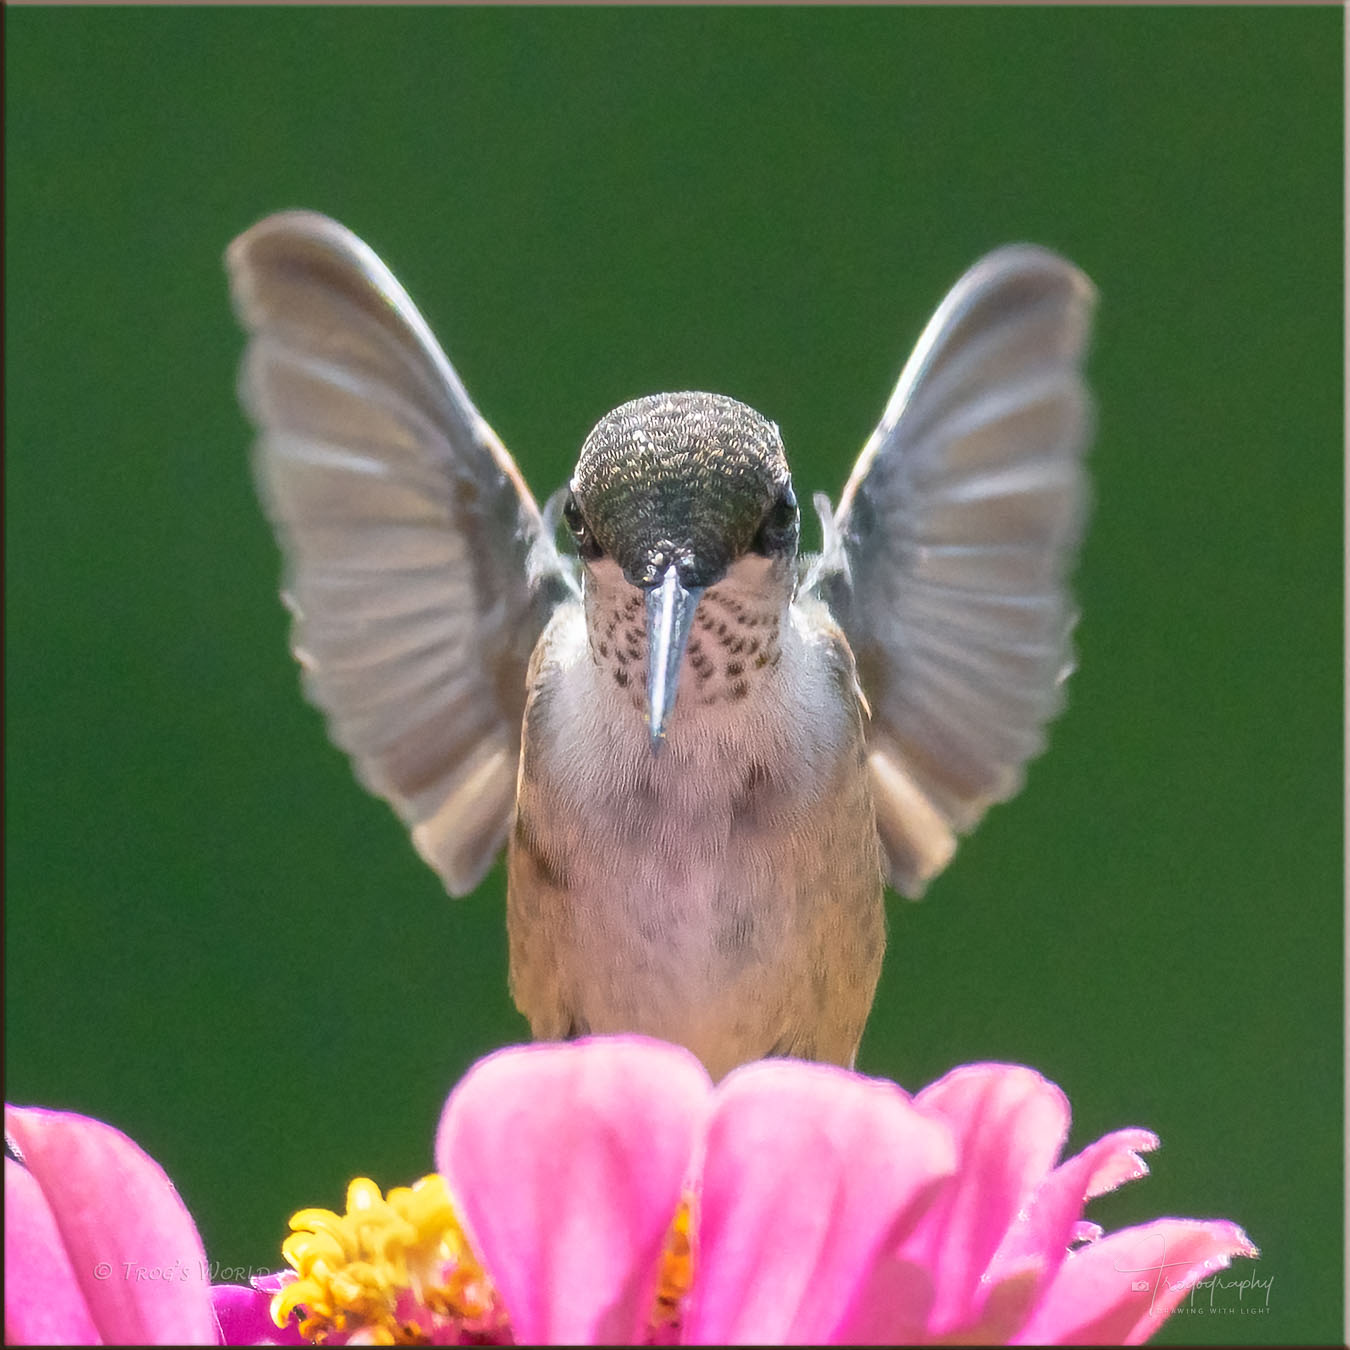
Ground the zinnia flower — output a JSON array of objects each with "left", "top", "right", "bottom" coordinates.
[
  {"left": 6, "top": 1039, "right": 1258, "bottom": 1346},
  {"left": 5, "top": 1105, "right": 220, "bottom": 1344},
  {"left": 238, "top": 1037, "right": 1257, "bottom": 1345}
]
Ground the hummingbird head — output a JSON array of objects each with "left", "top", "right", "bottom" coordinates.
[{"left": 564, "top": 392, "right": 801, "bottom": 750}]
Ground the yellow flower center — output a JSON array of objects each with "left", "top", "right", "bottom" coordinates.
[
  {"left": 652, "top": 1198, "right": 694, "bottom": 1330},
  {"left": 272, "top": 1177, "right": 696, "bottom": 1346},
  {"left": 272, "top": 1175, "right": 499, "bottom": 1345}
]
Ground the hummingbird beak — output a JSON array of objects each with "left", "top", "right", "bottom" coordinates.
[{"left": 645, "top": 563, "right": 704, "bottom": 752}]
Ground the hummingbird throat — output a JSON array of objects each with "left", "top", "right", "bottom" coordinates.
[{"left": 587, "top": 561, "right": 786, "bottom": 738}]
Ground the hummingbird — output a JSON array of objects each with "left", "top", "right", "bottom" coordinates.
[{"left": 227, "top": 212, "right": 1095, "bottom": 1080}]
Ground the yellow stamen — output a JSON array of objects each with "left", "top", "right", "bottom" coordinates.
[
  {"left": 651, "top": 1196, "right": 695, "bottom": 1330},
  {"left": 271, "top": 1175, "right": 501, "bottom": 1345},
  {"left": 272, "top": 1176, "right": 697, "bottom": 1344}
]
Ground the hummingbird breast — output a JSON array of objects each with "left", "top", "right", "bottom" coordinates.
[{"left": 505, "top": 581, "right": 886, "bottom": 1082}]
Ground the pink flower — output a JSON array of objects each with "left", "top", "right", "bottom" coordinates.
[
  {"left": 261, "top": 1037, "right": 1258, "bottom": 1346},
  {"left": 4, "top": 1105, "right": 304, "bottom": 1347},
  {"left": 4, "top": 1105, "right": 220, "bottom": 1345},
  {"left": 5, "top": 1041, "right": 1258, "bottom": 1346}
]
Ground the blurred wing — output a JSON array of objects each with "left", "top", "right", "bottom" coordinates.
[
  {"left": 227, "top": 211, "right": 575, "bottom": 895},
  {"left": 817, "top": 245, "right": 1096, "bottom": 897}
]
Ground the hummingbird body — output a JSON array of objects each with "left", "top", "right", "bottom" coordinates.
[
  {"left": 227, "top": 213, "right": 1096, "bottom": 1080},
  {"left": 509, "top": 570, "right": 884, "bottom": 1080}
]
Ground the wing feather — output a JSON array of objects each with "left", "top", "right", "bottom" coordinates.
[
  {"left": 819, "top": 245, "right": 1096, "bottom": 896},
  {"left": 227, "top": 211, "right": 574, "bottom": 895}
]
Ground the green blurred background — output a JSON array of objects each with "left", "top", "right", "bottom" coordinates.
[{"left": 6, "top": 8, "right": 1341, "bottom": 1344}]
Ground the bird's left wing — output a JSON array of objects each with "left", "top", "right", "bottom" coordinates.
[
  {"left": 227, "top": 211, "right": 575, "bottom": 895},
  {"left": 811, "top": 245, "right": 1096, "bottom": 897}
]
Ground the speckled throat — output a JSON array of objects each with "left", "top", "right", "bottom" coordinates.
[{"left": 587, "top": 568, "right": 786, "bottom": 713}]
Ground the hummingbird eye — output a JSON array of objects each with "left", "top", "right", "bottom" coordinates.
[
  {"left": 751, "top": 486, "right": 799, "bottom": 557},
  {"left": 562, "top": 490, "right": 604, "bottom": 560}
]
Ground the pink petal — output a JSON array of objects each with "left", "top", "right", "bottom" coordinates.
[
  {"left": 1013, "top": 1217, "right": 1259, "bottom": 1345},
  {"left": 828, "top": 1254, "right": 935, "bottom": 1346},
  {"left": 907, "top": 1064, "right": 1070, "bottom": 1336},
  {"left": 684, "top": 1059, "right": 956, "bottom": 1345},
  {"left": 5, "top": 1157, "right": 101, "bottom": 1344},
  {"left": 211, "top": 1283, "right": 303, "bottom": 1346},
  {"left": 434, "top": 1036, "right": 711, "bottom": 1345},
  {"left": 987, "top": 1128, "right": 1159, "bottom": 1284},
  {"left": 1080, "top": 1129, "right": 1161, "bottom": 1200},
  {"left": 4, "top": 1106, "right": 217, "bottom": 1346}
]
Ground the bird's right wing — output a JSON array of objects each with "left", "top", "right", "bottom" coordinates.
[
  {"left": 813, "top": 246, "right": 1096, "bottom": 897},
  {"left": 227, "top": 211, "right": 575, "bottom": 896}
]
